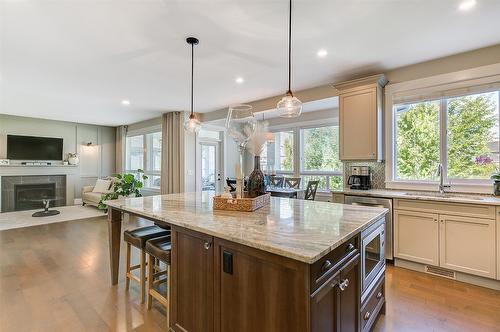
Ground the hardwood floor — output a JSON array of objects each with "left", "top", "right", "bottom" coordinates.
[
  {"left": 0, "top": 215, "right": 167, "bottom": 332},
  {"left": 1, "top": 215, "right": 500, "bottom": 332}
]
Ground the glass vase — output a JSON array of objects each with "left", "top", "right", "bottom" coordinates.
[{"left": 248, "top": 156, "right": 266, "bottom": 198}]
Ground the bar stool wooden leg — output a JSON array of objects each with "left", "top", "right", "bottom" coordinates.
[
  {"left": 147, "top": 254, "right": 154, "bottom": 309},
  {"left": 140, "top": 250, "right": 146, "bottom": 303},
  {"left": 125, "top": 243, "right": 131, "bottom": 291},
  {"left": 166, "top": 264, "right": 171, "bottom": 326}
]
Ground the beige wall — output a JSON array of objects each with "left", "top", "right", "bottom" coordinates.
[
  {"left": 200, "top": 44, "right": 500, "bottom": 122},
  {"left": 386, "top": 44, "right": 500, "bottom": 84},
  {"left": 126, "top": 116, "right": 161, "bottom": 132}
]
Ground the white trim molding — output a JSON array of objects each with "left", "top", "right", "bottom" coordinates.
[{"left": 384, "top": 63, "right": 500, "bottom": 194}]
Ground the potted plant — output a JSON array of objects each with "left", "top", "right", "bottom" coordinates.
[
  {"left": 491, "top": 172, "right": 500, "bottom": 196},
  {"left": 98, "top": 169, "right": 148, "bottom": 210}
]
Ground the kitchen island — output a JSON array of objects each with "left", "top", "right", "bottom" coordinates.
[{"left": 106, "top": 192, "right": 388, "bottom": 332}]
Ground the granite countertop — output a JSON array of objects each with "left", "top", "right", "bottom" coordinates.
[
  {"left": 332, "top": 188, "right": 500, "bottom": 206},
  {"left": 106, "top": 192, "right": 387, "bottom": 264}
]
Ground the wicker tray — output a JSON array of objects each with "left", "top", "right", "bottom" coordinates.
[{"left": 213, "top": 193, "right": 271, "bottom": 212}]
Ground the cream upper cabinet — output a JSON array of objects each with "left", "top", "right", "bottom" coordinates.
[
  {"left": 439, "top": 215, "right": 496, "bottom": 279},
  {"left": 336, "top": 74, "right": 387, "bottom": 161},
  {"left": 394, "top": 210, "right": 439, "bottom": 266}
]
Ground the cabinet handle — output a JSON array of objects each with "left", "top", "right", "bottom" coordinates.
[
  {"left": 433, "top": 218, "right": 438, "bottom": 223},
  {"left": 376, "top": 291, "right": 382, "bottom": 299},
  {"left": 321, "top": 260, "right": 332, "bottom": 272},
  {"left": 339, "top": 278, "right": 349, "bottom": 291},
  {"left": 346, "top": 243, "right": 355, "bottom": 252},
  {"left": 204, "top": 241, "right": 211, "bottom": 250},
  {"left": 364, "top": 311, "right": 371, "bottom": 320}
]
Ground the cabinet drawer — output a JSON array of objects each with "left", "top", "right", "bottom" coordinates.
[
  {"left": 310, "top": 235, "right": 359, "bottom": 293},
  {"left": 361, "top": 275, "right": 385, "bottom": 332},
  {"left": 394, "top": 199, "right": 495, "bottom": 219}
]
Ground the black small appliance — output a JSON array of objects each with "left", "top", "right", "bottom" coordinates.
[{"left": 347, "top": 166, "right": 372, "bottom": 190}]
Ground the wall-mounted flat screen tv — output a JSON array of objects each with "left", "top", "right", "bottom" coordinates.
[{"left": 7, "top": 135, "right": 64, "bottom": 161}]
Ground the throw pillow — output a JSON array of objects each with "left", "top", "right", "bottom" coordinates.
[{"left": 92, "top": 179, "right": 112, "bottom": 193}]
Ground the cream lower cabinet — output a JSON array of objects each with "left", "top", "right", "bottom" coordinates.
[
  {"left": 439, "top": 215, "right": 496, "bottom": 279},
  {"left": 497, "top": 210, "right": 500, "bottom": 281},
  {"left": 394, "top": 210, "right": 439, "bottom": 266}
]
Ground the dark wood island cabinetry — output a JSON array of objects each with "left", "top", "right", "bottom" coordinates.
[
  {"left": 105, "top": 193, "right": 387, "bottom": 332},
  {"left": 169, "top": 226, "right": 378, "bottom": 332}
]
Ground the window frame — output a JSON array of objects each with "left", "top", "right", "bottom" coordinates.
[
  {"left": 385, "top": 65, "right": 500, "bottom": 193},
  {"left": 392, "top": 90, "right": 500, "bottom": 186},
  {"left": 125, "top": 127, "right": 162, "bottom": 191},
  {"left": 266, "top": 120, "right": 343, "bottom": 192}
]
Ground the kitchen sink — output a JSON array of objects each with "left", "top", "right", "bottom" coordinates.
[{"left": 401, "top": 191, "right": 489, "bottom": 201}]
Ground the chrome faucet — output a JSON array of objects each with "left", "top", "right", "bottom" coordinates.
[{"left": 436, "top": 164, "right": 451, "bottom": 194}]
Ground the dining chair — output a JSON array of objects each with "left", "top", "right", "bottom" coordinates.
[
  {"left": 269, "top": 176, "right": 284, "bottom": 188},
  {"left": 226, "top": 178, "right": 237, "bottom": 192},
  {"left": 285, "top": 177, "right": 301, "bottom": 189},
  {"left": 304, "top": 180, "right": 319, "bottom": 200}
]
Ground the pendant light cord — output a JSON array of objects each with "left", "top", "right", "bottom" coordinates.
[
  {"left": 288, "top": 0, "right": 292, "bottom": 95},
  {"left": 191, "top": 42, "right": 194, "bottom": 117}
]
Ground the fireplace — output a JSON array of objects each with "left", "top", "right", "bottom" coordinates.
[
  {"left": 1, "top": 175, "right": 66, "bottom": 212},
  {"left": 15, "top": 183, "right": 56, "bottom": 211}
]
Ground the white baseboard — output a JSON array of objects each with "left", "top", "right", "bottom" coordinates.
[{"left": 74, "top": 198, "right": 83, "bottom": 205}]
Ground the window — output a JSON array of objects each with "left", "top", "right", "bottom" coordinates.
[
  {"left": 263, "top": 130, "right": 294, "bottom": 173},
  {"left": 393, "top": 91, "right": 500, "bottom": 183},
  {"left": 261, "top": 124, "right": 342, "bottom": 192},
  {"left": 125, "top": 131, "right": 162, "bottom": 189},
  {"left": 447, "top": 92, "right": 499, "bottom": 180},
  {"left": 300, "top": 126, "right": 343, "bottom": 191},
  {"left": 395, "top": 100, "right": 440, "bottom": 181},
  {"left": 126, "top": 135, "right": 144, "bottom": 171}
]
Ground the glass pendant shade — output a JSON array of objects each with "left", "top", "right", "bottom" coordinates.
[
  {"left": 277, "top": 93, "right": 302, "bottom": 118},
  {"left": 184, "top": 114, "right": 201, "bottom": 133}
]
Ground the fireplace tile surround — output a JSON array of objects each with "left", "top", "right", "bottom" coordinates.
[{"left": 1, "top": 175, "right": 66, "bottom": 212}]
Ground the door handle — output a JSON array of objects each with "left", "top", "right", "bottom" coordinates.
[{"left": 204, "top": 241, "right": 211, "bottom": 250}]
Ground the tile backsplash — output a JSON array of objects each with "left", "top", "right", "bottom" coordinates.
[{"left": 343, "top": 161, "right": 386, "bottom": 189}]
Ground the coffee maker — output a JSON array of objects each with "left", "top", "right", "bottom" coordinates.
[{"left": 347, "top": 166, "right": 372, "bottom": 190}]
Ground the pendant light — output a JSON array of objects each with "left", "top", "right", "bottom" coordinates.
[
  {"left": 184, "top": 37, "right": 202, "bottom": 133},
  {"left": 277, "top": 0, "right": 302, "bottom": 118}
]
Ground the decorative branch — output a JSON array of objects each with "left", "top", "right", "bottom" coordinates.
[{"left": 245, "top": 121, "right": 271, "bottom": 156}]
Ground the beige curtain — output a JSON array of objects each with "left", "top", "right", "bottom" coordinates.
[
  {"left": 161, "top": 112, "right": 185, "bottom": 194},
  {"left": 115, "top": 125, "right": 127, "bottom": 174}
]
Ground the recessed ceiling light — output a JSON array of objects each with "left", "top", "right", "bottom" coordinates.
[
  {"left": 121, "top": 100, "right": 130, "bottom": 106},
  {"left": 235, "top": 77, "right": 244, "bottom": 84},
  {"left": 317, "top": 49, "right": 328, "bottom": 58},
  {"left": 459, "top": 0, "right": 476, "bottom": 11}
]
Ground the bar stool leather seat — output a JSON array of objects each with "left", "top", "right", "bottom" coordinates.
[
  {"left": 145, "top": 235, "right": 172, "bottom": 264},
  {"left": 124, "top": 225, "right": 170, "bottom": 248}
]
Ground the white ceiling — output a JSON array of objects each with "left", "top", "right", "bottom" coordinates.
[{"left": 1, "top": 0, "right": 500, "bottom": 126}]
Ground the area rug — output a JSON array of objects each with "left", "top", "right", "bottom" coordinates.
[{"left": 0, "top": 205, "right": 105, "bottom": 231}]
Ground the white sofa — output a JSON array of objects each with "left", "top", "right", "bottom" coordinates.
[{"left": 82, "top": 177, "right": 115, "bottom": 207}]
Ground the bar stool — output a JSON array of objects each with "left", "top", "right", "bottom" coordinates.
[
  {"left": 123, "top": 225, "right": 170, "bottom": 303},
  {"left": 145, "top": 235, "right": 172, "bottom": 317}
]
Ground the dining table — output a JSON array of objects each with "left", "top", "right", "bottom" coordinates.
[{"left": 266, "top": 187, "right": 304, "bottom": 199}]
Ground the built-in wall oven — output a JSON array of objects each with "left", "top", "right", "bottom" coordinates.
[{"left": 344, "top": 195, "right": 393, "bottom": 260}]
